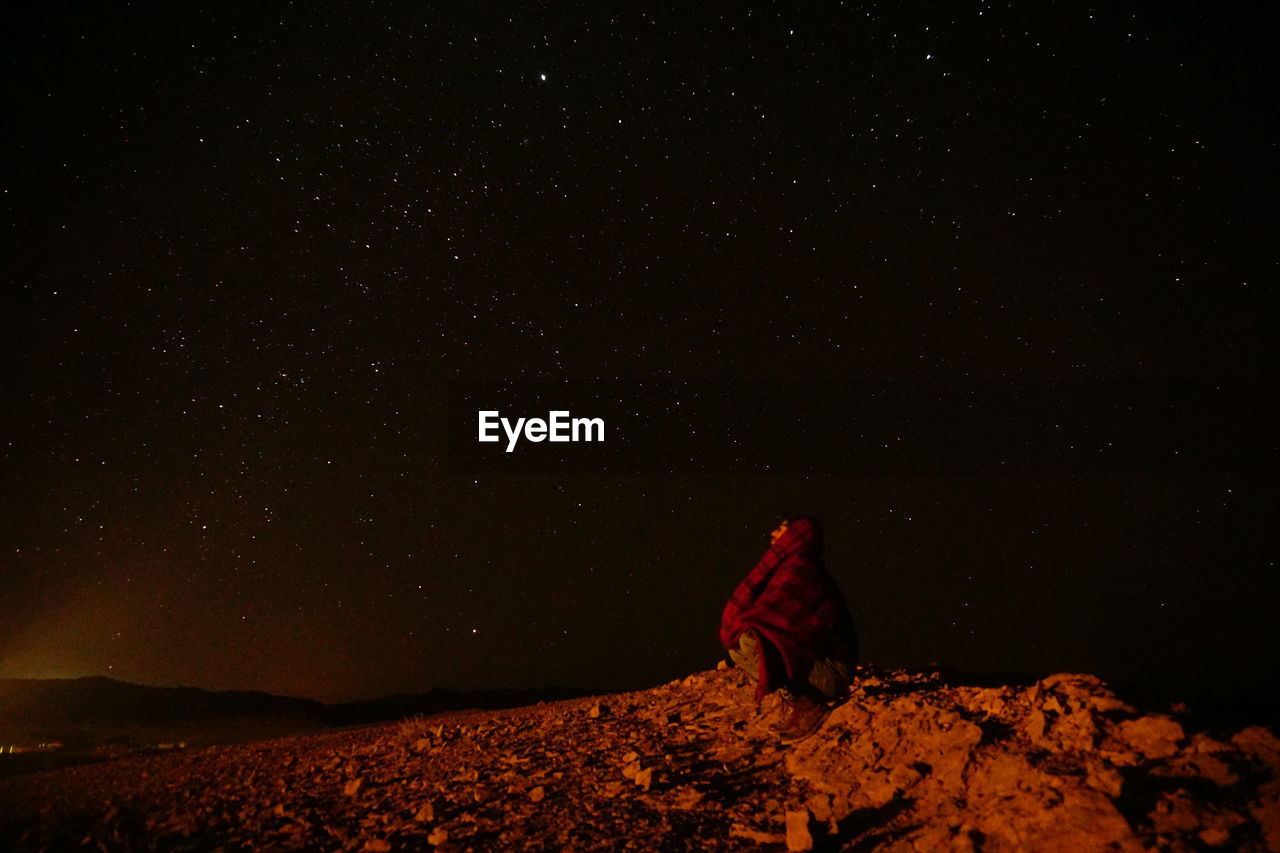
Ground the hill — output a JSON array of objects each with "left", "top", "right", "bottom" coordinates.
[
  {"left": 0, "top": 675, "right": 326, "bottom": 729},
  {"left": 2, "top": 665, "right": 1277, "bottom": 851},
  {"left": 0, "top": 676, "right": 587, "bottom": 777}
]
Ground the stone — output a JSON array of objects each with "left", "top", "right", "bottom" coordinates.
[
  {"left": 730, "top": 824, "right": 785, "bottom": 844},
  {"left": 1232, "top": 726, "right": 1280, "bottom": 770},
  {"left": 805, "top": 792, "right": 832, "bottom": 823},
  {"left": 1250, "top": 790, "right": 1280, "bottom": 852},
  {"left": 668, "top": 786, "right": 704, "bottom": 810},
  {"left": 8, "top": 664, "right": 1278, "bottom": 853},
  {"left": 1199, "top": 827, "right": 1231, "bottom": 846},
  {"left": 1116, "top": 716, "right": 1184, "bottom": 760},
  {"left": 1084, "top": 758, "right": 1125, "bottom": 798},
  {"left": 1153, "top": 751, "right": 1238, "bottom": 787},
  {"left": 785, "top": 809, "right": 813, "bottom": 851}
]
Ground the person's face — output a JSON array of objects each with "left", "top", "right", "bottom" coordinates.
[{"left": 770, "top": 519, "right": 790, "bottom": 544}]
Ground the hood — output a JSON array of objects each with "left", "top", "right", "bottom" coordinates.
[{"left": 770, "top": 516, "right": 823, "bottom": 561}]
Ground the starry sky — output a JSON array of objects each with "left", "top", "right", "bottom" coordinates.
[{"left": 3, "top": 3, "right": 1276, "bottom": 705}]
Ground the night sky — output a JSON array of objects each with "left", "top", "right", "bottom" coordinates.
[{"left": 3, "top": 3, "right": 1276, "bottom": 705}]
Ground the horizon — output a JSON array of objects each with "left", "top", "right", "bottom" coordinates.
[
  {"left": 0, "top": 672, "right": 608, "bottom": 706},
  {"left": 6, "top": 656, "right": 1280, "bottom": 714}
]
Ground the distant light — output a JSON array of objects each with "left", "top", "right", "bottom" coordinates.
[{"left": 539, "top": 73, "right": 547, "bottom": 82}]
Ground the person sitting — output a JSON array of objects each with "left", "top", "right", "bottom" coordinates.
[{"left": 719, "top": 514, "right": 858, "bottom": 741}]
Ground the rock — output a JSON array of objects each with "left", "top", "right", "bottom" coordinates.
[
  {"left": 1149, "top": 790, "right": 1246, "bottom": 842},
  {"left": 730, "top": 824, "right": 785, "bottom": 844},
  {"left": 6, "top": 664, "right": 1277, "bottom": 853},
  {"left": 1232, "top": 726, "right": 1280, "bottom": 770},
  {"left": 361, "top": 840, "right": 391, "bottom": 852},
  {"left": 785, "top": 809, "right": 813, "bottom": 851},
  {"left": 668, "top": 786, "right": 704, "bottom": 810},
  {"left": 1084, "top": 758, "right": 1124, "bottom": 798},
  {"left": 1250, "top": 790, "right": 1280, "bottom": 852},
  {"left": 786, "top": 696, "right": 982, "bottom": 817},
  {"left": 1150, "top": 790, "right": 1205, "bottom": 834},
  {"left": 1040, "top": 672, "right": 1106, "bottom": 694},
  {"left": 805, "top": 792, "right": 832, "bottom": 823},
  {"left": 1038, "top": 672, "right": 1132, "bottom": 714},
  {"left": 1189, "top": 733, "right": 1232, "bottom": 754},
  {"left": 717, "top": 659, "right": 728, "bottom": 670},
  {"left": 1153, "top": 750, "right": 1238, "bottom": 787},
  {"left": 1115, "top": 716, "right": 1184, "bottom": 760},
  {"left": 970, "top": 688, "right": 1008, "bottom": 717},
  {"left": 1024, "top": 708, "right": 1048, "bottom": 741},
  {"left": 1199, "top": 827, "right": 1231, "bottom": 847},
  {"left": 975, "top": 786, "right": 1143, "bottom": 852}
]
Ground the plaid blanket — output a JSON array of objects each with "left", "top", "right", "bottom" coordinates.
[{"left": 720, "top": 516, "right": 852, "bottom": 700}]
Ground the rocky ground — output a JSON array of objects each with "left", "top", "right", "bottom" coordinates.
[{"left": 2, "top": 665, "right": 1278, "bottom": 852}]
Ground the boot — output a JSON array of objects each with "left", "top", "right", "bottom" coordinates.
[{"left": 776, "top": 693, "right": 829, "bottom": 743}]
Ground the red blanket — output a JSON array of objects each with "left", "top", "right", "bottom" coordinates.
[{"left": 720, "top": 517, "right": 848, "bottom": 700}]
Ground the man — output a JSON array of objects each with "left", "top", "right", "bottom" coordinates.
[{"left": 720, "top": 515, "right": 858, "bottom": 741}]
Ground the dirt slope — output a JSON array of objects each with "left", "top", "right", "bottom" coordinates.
[{"left": 2, "top": 666, "right": 1277, "bottom": 851}]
